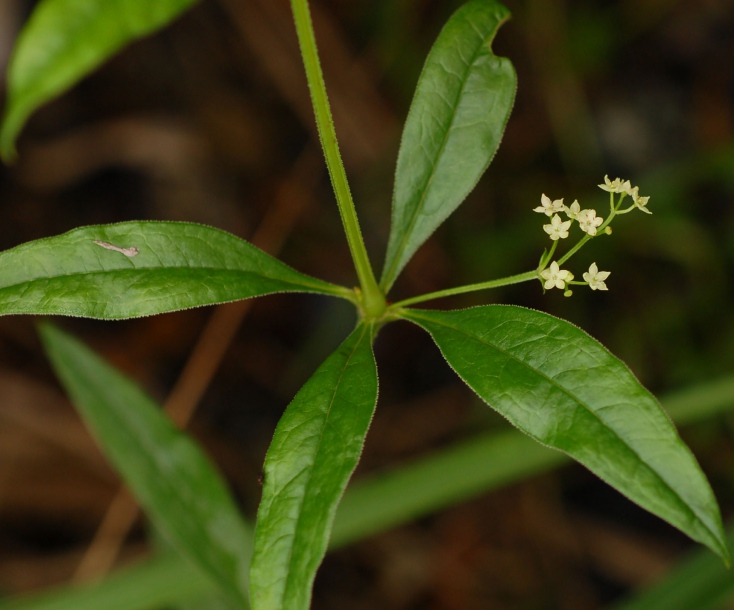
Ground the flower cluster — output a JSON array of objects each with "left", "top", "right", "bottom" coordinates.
[
  {"left": 534, "top": 196, "right": 605, "bottom": 239},
  {"left": 599, "top": 175, "right": 651, "bottom": 214},
  {"left": 533, "top": 176, "right": 651, "bottom": 294},
  {"left": 540, "top": 261, "right": 608, "bottom": 292}
]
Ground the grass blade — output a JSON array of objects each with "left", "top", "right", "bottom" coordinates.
[
  {"left": 609, "top": 523, "right": 734, "bottom": 610},
  {"left": 0, "top": 554, "right": 213, "bottom": 610}
]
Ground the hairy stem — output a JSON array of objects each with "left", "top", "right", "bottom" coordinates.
[
  {"left": 391, "top": 270, "right": 538, "bottom": 309},
  {"left": 290, "top": 0, "right": 385, "bottom": 318}
]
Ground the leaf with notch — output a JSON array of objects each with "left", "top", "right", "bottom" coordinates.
[
  {"left": 0, "top": 221, "right": 349, "bottom": 319},
  {"left": 403, "top": 305, "right": 730, "bottom": 563},
  {"left": 39, "top": 322, "right": 252, "bottom": 607},
  {"left": 1, "top": 0, "right": 200, "bottom": 159},
  {"left": 381, "top": 0, "right": 517, "bottom": 291},
  {"left": 249, "top": 324, "right": 378, "bottom": 610}
]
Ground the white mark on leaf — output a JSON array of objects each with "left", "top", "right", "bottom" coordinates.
[{"left": 93, "top": 240, "right": 139, "bottom": 258}]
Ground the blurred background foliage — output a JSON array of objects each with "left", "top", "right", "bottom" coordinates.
[{"left": 0, "top": 0, "right": 733, "bottom": 608}]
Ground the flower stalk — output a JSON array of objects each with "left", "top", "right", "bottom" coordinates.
[{"left": 394, "top": 175, "right": 650, "bottom": 309}]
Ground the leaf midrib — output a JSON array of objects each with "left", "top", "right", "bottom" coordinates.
[
  {"left": 0, "top": 266, "right": 339, "bottom": 296},
  {"left": 278, "top": 324, "right": 370, "bottom": 608}
]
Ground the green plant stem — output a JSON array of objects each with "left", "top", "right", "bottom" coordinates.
[
  {"left": 556, "top": 233, "right": 592, "bottom": 266},
  {"left": 391, "top": 270, "right": 538, "bottom": 309},
  {"left": 556, "top": 205, "right": 618, "bottom": 267},
  {"left": 290, "top": 0, "right": 385, "bottom": 318},
  {"left": 538, "top": 239, "right": 558, "bottom": 269}
]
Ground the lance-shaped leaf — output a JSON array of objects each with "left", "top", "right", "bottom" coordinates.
[
  {"left": 380, "top": 0, "right": 516, "bottom": 291},
  {"left": 38, "top": 322, "right": 252, "bottom": 606},
  {"left": 249, "top": 324, "right": 378, "bottom": 610},
  {"left": 1, "top": 0, "right": 199, "bottom": 159},
  {"left": 0, "top": 221, "right": 349, "bottom": 319},
  {"left": 402, "top": 305, "right": 730, "bottom": 563}
]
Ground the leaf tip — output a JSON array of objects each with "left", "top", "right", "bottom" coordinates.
[{"left": 718, "top": 542, "right": 732, "bottom": 568}]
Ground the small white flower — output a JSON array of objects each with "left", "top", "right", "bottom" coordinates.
[
  {"left": 577, "top": 209, "right": 604, "bottom": 235},
  {"left": 540, "top": 261, "right": 573, "bottom": 290},
  {"left": 543, "top": 214, "right": 572, "bottom": 240},
  {"left": 636, "top": 195, "right": 651, "bottom": 213},
  {"left": 534, "top": 194, "right": 566, "bottom": 216},
  {"left": 598, "top": 175, "right": 618, "bottom": 192},
  {"left": 565, "top": 199, "right": 581, "bottom": 220},
  {"left": 583, "top": 262, "right": 610, "bottom": 291},
  {"left": 598, "top": 175, "right": 630, "bottom": 194},
  {"left": 628, "top": 186, "right": 652, "bottom": 214}
]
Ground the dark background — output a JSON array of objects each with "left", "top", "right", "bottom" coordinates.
[{"left": 0, "top": 0, "right": 733, "bottom": 608}]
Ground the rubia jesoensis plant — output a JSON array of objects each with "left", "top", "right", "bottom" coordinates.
[{"left": 0, "top": 0, "right": 729, "bottom": 608}]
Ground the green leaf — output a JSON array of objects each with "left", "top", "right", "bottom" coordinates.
[
  {"left": 380, "top": 0, "right": 517, "bottom": 291},
  {"left": 249, "top": 323, "right": 378, "bottom": 610},
  {"left": 38, "top": 322, "right": 252, "bottom": 607},
  {"left": 1, "top": 0, "right": 199, "bottom": 160},
  {"left": 0, "top": 221, "right": 349, "bottom": 319},
  {"left": 402, "top": 305, "right": 730, "bottom": 563}
]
